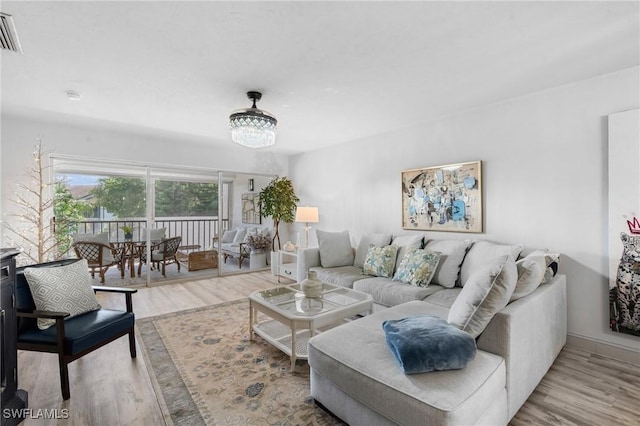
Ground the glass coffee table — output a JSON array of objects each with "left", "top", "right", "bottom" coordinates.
[{"left": 249, "top": 282, "right": 373, "bottom": 369}]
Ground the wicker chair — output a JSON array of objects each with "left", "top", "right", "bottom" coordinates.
[
  {"left": 138, "top": 236, "right": 182, "bottom": 277},
  {"left": 72, "top": 241, "right": 123, "bottom": 283}
]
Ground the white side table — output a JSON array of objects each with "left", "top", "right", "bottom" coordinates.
[{"left": 278, "top": 250, "right": 298, "bottom": 282}]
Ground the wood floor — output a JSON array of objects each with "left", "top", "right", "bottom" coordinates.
[{"left": 15, "top": 271, "right": 640, "bottom": 426}]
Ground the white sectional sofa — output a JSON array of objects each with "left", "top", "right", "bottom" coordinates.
[{"left": 297, "top": 231, "right": 566, "bottom": 425}]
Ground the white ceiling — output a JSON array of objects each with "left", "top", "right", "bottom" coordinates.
[{"left": 1, "top": 1, "right": 638, "bottom": 155}]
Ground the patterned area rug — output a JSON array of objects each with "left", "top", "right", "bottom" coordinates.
[{"left": 137, "top": 299, "right": 344, "bottom": 425}]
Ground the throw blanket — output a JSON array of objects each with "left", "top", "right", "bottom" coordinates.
[{"left": 382, "top": 315, "right": 477, "bottom": 374}]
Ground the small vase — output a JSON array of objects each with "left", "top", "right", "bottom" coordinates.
[
  {"left": 284, "top": 241, "right": 295, "bottom": 252},
  {"left": 300, "top": 271, "right": 323, "bottom": 298}
]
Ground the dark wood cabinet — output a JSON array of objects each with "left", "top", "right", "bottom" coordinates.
[{"left": 1, "top": 249, "right": 28, "bottom": 426}]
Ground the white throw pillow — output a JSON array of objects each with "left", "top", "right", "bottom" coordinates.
[
  {"left": 390, "top": 234, "right": 424, "bottom": 273},
  {"left": 527, "top": 249, "right": 560, "bottom": 284},
  {"left": 448, "top": 254, "right": 517, "bottom": 338},
  {"left": 423, "top": 239, "right": 473, "bottom": 288},
  {"left": 232, "top": 228, "right": 247, "bottom": 244},
  {"left": 317, "top": 230, "right": 354, "bottom": 268},
  {"left": 221, "top": 229, "right": 237, "bottom": 243},
  {"left": 459, "top": 240, "right": 523, "bottom": 286},
  {"left": 23, "top": 259, "right": 102, "bottom": 330},
  {"left": 354, "top": 233, "right": 393, "bottom": 268},
  {"left": 142, "top": 227, "right": 166, "bottom": 242},
  {"left": 509, "top": 254, "right": 546, "bottom": 302},
  {"left": 72, "top": 232, "right": 114, "bottom": 264}
]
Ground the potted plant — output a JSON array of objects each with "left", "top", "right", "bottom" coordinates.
[
  {"left": 121, "top": 225, "right": 133, "bottom": 240},
  {"left": 246, "top": 233, "right": 271, "bottom": 253},
  {"left": 260, "top": 176, "right": 299, "bottom": 252}
]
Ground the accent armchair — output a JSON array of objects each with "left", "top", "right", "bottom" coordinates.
[
  {"left": 138, "top": 236, "right": 182, "bottom": 277},
  {"left": 72, "top": 240, "right": 123, "bottom": 283},
  {"left": 15, "top": 259, "right": 137, "bottom": 400}
]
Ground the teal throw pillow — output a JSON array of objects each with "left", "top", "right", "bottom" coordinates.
[
  {"left": 363, "top": 245, "right": 398, "bottom": 278},
  {"left": 393, "top": 248, "right": 441, "bottom": 287}
]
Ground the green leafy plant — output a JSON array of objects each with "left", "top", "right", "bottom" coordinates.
[
  {"left": 259, "top": 176, "right": 299, "bottom": 251},
  {"left": 121, "top": 225, "right": 133, "bottom": 234}
]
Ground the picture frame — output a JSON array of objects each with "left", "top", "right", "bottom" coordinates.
[
  {"left": 401, "top": 161, "right": 482, "bottom": 233},
  {"left": 242, "top": 193, "right": 261, "bottom": 224}
]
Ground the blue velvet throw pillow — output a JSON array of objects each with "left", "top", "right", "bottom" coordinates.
[{"left": 382, "top": 315, "right": 477, "bottom": 374}]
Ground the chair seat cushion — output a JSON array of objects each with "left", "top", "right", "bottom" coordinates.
[{"left": 18, "top": 309, "right": 134, "bottom": 355}]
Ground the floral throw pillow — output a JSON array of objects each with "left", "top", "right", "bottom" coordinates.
[
  {"left": 363, "top": 245, "right": 399, "bottom": 278},
  {"left": 393, "top": 248, "right": 442, "bottom": 287}
]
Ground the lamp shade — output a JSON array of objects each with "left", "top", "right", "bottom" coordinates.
[{"left": 295, "top": 207, "right": 319, "bottom": 223}]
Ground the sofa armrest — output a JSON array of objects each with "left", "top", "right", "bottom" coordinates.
[
  {"left": 297, "top": 248, "right": 321, "bottom": 282},
  {"left": 477, "top": 274, "right": 567, "bottom": 420}
]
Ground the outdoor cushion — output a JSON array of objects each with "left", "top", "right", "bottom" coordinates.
[{"left": 72, "top": 232, "right": 115, "bottom": 264}]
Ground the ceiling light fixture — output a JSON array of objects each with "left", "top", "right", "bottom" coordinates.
[{"left": 229, "top": 91, "right": 277, "bottom": 148}]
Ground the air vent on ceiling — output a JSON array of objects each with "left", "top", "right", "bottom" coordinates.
[{"left": 0, "top": 12, "right": 23, "bottom": 54}]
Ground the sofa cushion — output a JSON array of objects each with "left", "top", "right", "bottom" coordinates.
[
  {"left": 448, "top": 254, "right": 517, "bottom": 338},
  {"left": 23, "top": 259, "right": 102, "bottom": 330},
  {"left": 308, "top": 300, "right": 506, "bottom": 426},
  {"left": 353, "top": 277, "right": 444, "bottom": 307},
  {"left": 423, "top": 239, "right": 473, "bottom": 288},
  {"left": 383, "top": 315, "right": 477, "bottom": 374},
  {"left": 510, "top": 254, "right": 546, "bottom": 302},
  {"left": 459, "top": 240, "right": 523, "bottom": 286},
  {"left": 391, "top": 234, "right": 424, "bottom": 272},
  {"left": 393, "top": 248, "right": 441, "bottom": 287},
  {"left": 363, "top": 245, "right": 398, "bottom": 278},
  {"left": 424, "top": 288, "right": 462, "bottom": 309},
  {"left": 354, "top": 233, "right": 393, "bottom": 268},
  {"left": 527, "top": 249, "right": 560, "bottom": 284},
  {"left": 317, "top": 230, "right": 354, "bottom": 267},
  {"left": 310, "top": 266, "right": 368, "bottom": 288}
]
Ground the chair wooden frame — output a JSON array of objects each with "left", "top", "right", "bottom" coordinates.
[
  {"left": 72, "top": 241, "right": 123, "bottom": 283},
  {"left": 138, "top": 236, "right": 182, "bottom": 277}
]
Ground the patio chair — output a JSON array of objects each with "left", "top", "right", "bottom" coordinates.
[
  {"left": 72, "top": 241, "right": 123, "bottom": 283},
  {"left": 138, "top": 236, "right": 182, "bottom": 277},
  {"left": 15, "top": 259, "right": 137, "bottom": 400}
]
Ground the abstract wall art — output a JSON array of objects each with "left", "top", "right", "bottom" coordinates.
[{"left": 401, "top": 161, "right": 482, "bottom": 233}]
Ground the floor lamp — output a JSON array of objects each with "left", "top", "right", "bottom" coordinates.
[{"left": 295, "top": 206, "right": 319, "bottom": 248}]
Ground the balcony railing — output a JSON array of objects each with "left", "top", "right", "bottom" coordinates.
[{"left": 69, "top": 217, "right": 230, "bottom": 249}]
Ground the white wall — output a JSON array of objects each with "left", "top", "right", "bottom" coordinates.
[
  {"left": 289, "top": 67, "right": 640, "bottom": 354},
  {"left": 0, "top": 115, "right": 288, "bottom": 213}
]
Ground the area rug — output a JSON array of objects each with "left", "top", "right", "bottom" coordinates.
[{"left": 137, "top": 299, "right": 344, "bottom": 425}]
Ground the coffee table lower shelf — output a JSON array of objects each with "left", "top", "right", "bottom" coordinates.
[{"left": 252, "top": 319, "right": 312, "bottom": 363}]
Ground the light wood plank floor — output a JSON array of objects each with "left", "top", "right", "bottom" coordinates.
[{"left": 15, "top": 272, "right": 640, "bottom": 425}]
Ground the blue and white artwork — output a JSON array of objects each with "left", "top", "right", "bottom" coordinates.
[{"left": 402, "top": 161, "right": 482, "bottom": 233}]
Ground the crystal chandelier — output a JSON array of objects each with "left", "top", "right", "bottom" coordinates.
[{"left": 229, "top": 91, "right": 277, "bottom": 148}]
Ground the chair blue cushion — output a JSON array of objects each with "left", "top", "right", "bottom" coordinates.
[
  {"left": 17, "top": 309, "right": 134, "bottom": 355},
  {"left": 382, "top": 315, "right": 477, "bottom": 374}
]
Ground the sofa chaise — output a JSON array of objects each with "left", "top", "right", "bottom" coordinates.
[{"left": 296, "top": 230, "right": 566, "bottom": 425}]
